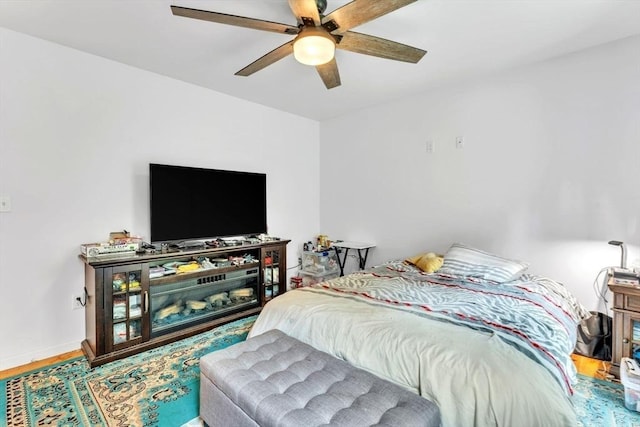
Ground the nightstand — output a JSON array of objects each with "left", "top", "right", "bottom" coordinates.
[{"left": 609, "top": 283, "right": 640, "bottom": 377}]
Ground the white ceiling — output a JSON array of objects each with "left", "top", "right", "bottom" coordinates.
[{"left": 1, "top": 0, "right": 639, "bottom": 120}]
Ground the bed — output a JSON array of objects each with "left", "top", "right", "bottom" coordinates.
[{"left": 248, "top": 243, "right": 589, "bottom": 426}]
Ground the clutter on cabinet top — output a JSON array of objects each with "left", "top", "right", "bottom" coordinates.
[
  {"left": 303, "top": 234, "right": 334, "bottom": 253},
  {"left": 81, "top": 230, "right": 143, "bottom": 258},
  {"left": 150, "top": 253, "right": 258, "bottom": 278}
]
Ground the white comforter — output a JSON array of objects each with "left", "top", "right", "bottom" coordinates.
[{"left": 249, "top": 288, "right": 577, "bottom": 426}]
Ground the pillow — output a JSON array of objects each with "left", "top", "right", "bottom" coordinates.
[
  {"left": 439, "top": 243, "right": 528, "bottom": 283},
  {"left": 405, "top": 252, "right": 444, "bottom": 273}
]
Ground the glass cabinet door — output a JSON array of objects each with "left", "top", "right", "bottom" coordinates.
[
  {"left": 633, "top": 318, "right": 640, "bottom": 363},
  {"left": 107, "top": 265, "right": 146, "bottom": 350},
  {"left": 262, "top": 245, "right": 285, "bottom": 303}
]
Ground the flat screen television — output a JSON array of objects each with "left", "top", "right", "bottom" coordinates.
[{"left": 149, "top": 163, "right": 267, "bottom": 244}]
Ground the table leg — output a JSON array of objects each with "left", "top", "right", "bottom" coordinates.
[
  {"left": 357, "top": 248, "right": 370, "bottom": 270},
  {"left": 334, "top": 247, "right": 350, "bottom": 277}
]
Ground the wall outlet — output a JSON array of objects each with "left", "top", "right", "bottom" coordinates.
[
  {"left": 72, "top": 294, "right": 84, "bottom": 310},
  {"left": 425, "top": 140, "right": 435, "bottom": 153}
]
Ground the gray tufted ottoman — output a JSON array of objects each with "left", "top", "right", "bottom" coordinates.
[{"left": 199, "top": 329, "right": 440, "bottom": 427}]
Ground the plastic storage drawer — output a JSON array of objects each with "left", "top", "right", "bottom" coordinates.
[
  {"left": 301, "top": 250, "right": 339, "bottom": 275},
  {"left": 621, "top": 357, "right": 640, "bottom": 412},
  {"left": 300, "top": 270, "right": 339, "bottom": 287}
]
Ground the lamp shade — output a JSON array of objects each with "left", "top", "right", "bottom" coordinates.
[{"left": 293, "top": 27, "right": 335, "bottom": 66}]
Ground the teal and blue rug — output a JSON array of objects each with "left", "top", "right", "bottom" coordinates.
[
  {"left": 2, "top": 316, "right": 639, "bottom": 426},
  {"left": 573, "top": 373, "right": 640, "bottom": 427},
  {"left": 1, "top": 316, "right": 256, "bottom": 427}
]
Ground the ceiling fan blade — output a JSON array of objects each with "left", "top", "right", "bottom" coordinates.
[
  {"left": 316, "top": 58, "right": 341, "bottom": 89},
  {"left": 288, "top": 0, "right": 321, "bottom": 26},
  {"left": 323, "top": 0, "right": 417, "bottom": 34},
  {"left": 171, "top": 5, "right": 299, "bottom": 35},
  {"left": 337, "top": 31, "right": 426, "bottom": 63},
  {"left": 235, "top": 41, "right": 295, "bottom": 77}
]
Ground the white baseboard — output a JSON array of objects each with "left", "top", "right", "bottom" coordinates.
[{"left": 0, "top": 341, "right": 81, "bottom": 372}]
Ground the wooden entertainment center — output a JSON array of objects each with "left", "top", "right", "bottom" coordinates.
[{"left": 79, "top": 240, "right": 289, "bottom": 367}]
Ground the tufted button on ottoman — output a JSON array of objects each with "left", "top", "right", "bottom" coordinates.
[{"left": 199, "top": 329, "right": 440, "bottom": 427}]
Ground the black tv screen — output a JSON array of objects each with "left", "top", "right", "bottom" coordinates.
[{"left": 150, "top": 164, "right": 267, "bottom": 244}]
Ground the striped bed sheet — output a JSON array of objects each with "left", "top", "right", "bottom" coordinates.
[{"left": 250, "top": 260, "right": 583, "bottom": 426}]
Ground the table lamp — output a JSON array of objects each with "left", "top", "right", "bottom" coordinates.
[{"left": 608, "top": 240, "right": 627, "bottom": 270}]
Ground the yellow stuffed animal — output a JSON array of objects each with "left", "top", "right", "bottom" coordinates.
[{"left": 405, "top": 252, "right": 444, "bottom": 273}]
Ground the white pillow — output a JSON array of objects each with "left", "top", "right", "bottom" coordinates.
[{"left": 439, "top": 243, "right": 529, "bottom": 283}]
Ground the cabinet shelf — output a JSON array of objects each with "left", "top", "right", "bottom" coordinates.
[
  {"left": 114, "top": 315, "right": 142, "bottom": 323},
  {"left": 80, "top": 239, "right": 289, "bottom": 367},
  {"left": 113, "top": 290, "right": 141, "bottom": 296},
  {"left": 150, "top": 262, "right": 260, "bottom": 285}
]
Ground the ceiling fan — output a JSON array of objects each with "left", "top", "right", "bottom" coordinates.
[{"left": 171, "top": 0, "right": 426, "bottom": 89}]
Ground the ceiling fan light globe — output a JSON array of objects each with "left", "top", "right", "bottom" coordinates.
[{"left": 293, "top": 30, "right": 335, "bottom": 66}]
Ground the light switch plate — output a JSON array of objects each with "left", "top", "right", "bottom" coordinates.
[{"left": 0, "top": 196, "right": 11, "bottom": 212}]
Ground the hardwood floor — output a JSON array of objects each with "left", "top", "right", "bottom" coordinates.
[
  {"left": 0, "top": 349, "right": 83, "bottom": 380},
  {"left": 1, "top": 350, "right": 610, "bottom": 381},
  {"left": 571, "top": 353, "right": 613, "bottom": 380}
]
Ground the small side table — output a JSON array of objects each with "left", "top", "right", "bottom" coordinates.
[
  {"left": 332, "top": 241, "right": 375, "bottom": 276},
  {"left": 609, "top": 281, "right": 640, "bottom": 378}
]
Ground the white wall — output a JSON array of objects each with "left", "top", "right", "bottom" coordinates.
[
  {"left": 0, "top": 28, "right": 321, "bottom": 370},
  {"left": 2, "top": 28, "right": 639, "bottom": 371},
  {"left": 320, "top": 35, "right": 640, "bottom": 312}
]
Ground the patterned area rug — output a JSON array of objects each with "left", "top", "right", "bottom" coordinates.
[
  {"left": 574, "top": 374, "right": 640, "bottom": 427},
  {"left": 2, "top": 319, "right": 639, "bottom": 426},
  {"left": 1, "top": 316, "right": 256, "bottom": 427}
]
